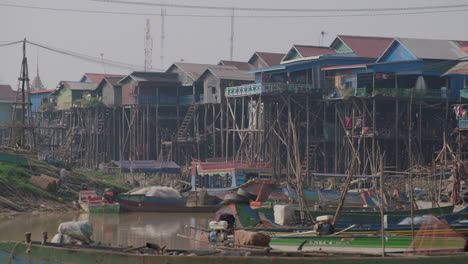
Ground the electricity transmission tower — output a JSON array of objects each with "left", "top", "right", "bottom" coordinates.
[{"left": 144, "top": 18, "right": 153, "bottom": 71}]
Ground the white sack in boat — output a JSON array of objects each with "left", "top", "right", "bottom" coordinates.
[
  {"left": 130, "top": 186, "right": 181, "bottom": 198},
  {"left": 274, "top": 204, "right": 295, "bottom": 226}
]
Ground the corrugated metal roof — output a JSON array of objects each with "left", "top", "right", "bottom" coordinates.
[
  {"left": 397, "top": 38, "right": 468, "bottom": 60},
  {"left": 167, "top": 63, "right": 236, "bottom": 82},
  {"left": 443, "top": 61, "right": 468, "bottom": 75},
  {"left": 112, "top": 160, "right": 180, "bottom": 174},
  {"left": 62, "top": 81, "right": 98, "bottom": 91},
  {"left": 120, "top": 71, "right": 180, "bottom": 84},
  {"left": 201, "top": 68, "right": 255, "bottom": 81},
  {"left": 81, "top": 73, "right": 126, "bottom": 84},
  {"left": 0, "top": 85, "right": 16, "bottom": 102},
  {"left": 253, "top": 52, "right": 285, "bottom": 67},
  {"left": 293, "top": 45, "right": 337, "bottom": 57},
  {"left": 103, "top": 76, "right": 124, "bottom": 86},
  {"left": 218, "top": 60, "right": 255, "bottom": 71},
  {"left": 338, "top": 35, "right": 394, "bottom": 58}
]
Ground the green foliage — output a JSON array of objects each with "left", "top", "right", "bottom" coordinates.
[
  {"left": 40, "top": 102, "right": 55, "bottom": 111},
  {"left": 75, "top": 169, "right": 130, "bottom": 193},
  {"left": 343, "top": 87, "right": 355, "bottom": 98},
  {"left": 74, "top": 97, "right": 106, "bottom": 109},
  {"left": 0, "top": 162, "right": 59, "bottom": 200}
]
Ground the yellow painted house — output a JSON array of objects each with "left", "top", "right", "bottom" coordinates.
[{"left": 51, "top": 81, "right": 98, "bottom": 110}]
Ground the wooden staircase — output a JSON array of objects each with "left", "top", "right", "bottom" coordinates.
[
  {"left": 176, "top": 104, "right": 198, "bottom": 142},
  {"left": 300, "top": 144, "right": 318, "bottom": 177}
]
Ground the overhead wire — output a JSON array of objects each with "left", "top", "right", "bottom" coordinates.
[
  {"left": 0, "top": 40, "right": 23, "bottom": 47},
  {"left": 0, "top": 2, "right": 467, "bottom": 18},
  {"left": 26, "top": 40, "right": 148, "bottom": 71},
  {"left": 94, "top": 0, "right": 468, "bottom": 13}
]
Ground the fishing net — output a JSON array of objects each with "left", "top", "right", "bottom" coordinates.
[{"left": 405, "top": 214, "right": 467, "bottom": 254}]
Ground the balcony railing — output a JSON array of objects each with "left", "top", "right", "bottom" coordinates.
[
  {"left": 225, "top": 83, "right": 319, "bottom": 97},
  {"left": 459, "top": 119, "right": 468, "bottom": 129},
  {"left": 135, "top": 95, "right": 178, "bottom": 104},
  {"left": 179, "top": 95, "right": 195, "bottom": 105},
  {"left": 371, "top": 88, "right": 451, "bottom": 99}
]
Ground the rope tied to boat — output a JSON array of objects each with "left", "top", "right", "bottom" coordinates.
[{"left": 7, "top": 241, "right": 22, "bottom": 264}]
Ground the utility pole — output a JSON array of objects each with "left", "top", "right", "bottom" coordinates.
[
  {"left": 144, "top": 18, "right": 153, "bottom": 71},
  {"left": 230, "top": 8, "right": 235, "bottom": 60},
  {"left": 9, "top": 38, "right": 34, "bottom": 149}
]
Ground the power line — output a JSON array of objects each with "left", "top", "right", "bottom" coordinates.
[
  {"left": 26, "top": 40, "right": 149, "bottom": 71},
  {"left": 0, "top": 40, "right": 23, "bottom": 47},
  {"left": 95, "top": 0, "right": 468, "bottom": 13},
  {"left": 0, "top": 3, "right": 467, "bottom": 18}
]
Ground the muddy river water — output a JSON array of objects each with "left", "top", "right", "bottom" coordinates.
[{"left": 0, "top": 212, "right": 214, "bottom": 249}]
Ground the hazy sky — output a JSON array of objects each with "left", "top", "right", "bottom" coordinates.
[{"left": 0, "top": 0, "right": 467, "bottom": 89}]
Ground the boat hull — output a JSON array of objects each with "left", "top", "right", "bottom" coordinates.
[
  {"left": 1, "top": 241, "right": 468, "bottom": 264},
  {"left": 118, "top": 194, "right": 218, "bottom": 213}
]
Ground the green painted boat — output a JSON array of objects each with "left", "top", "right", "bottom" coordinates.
[
  {"left": 1, "top": 241, "right": 467, "bottom": 264},
  {"left": 270, "top": 235, "right": 466, "bottom": 253}
]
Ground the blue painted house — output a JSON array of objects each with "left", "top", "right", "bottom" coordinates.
[
  {"left": 225, "top": 52, "right": 374, "bottom": 98},
  {"left": 30, "top": 89, "right": 55, "bottom": 112},
  {"left": 323, "top": 37, "right": 468, "bottom": 100}
]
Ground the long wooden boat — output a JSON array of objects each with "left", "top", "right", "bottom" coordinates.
[
  {"left": 118, "top": 194, "right": 218, "bottom": 213},
  {"left": 1, "top": 241, "right": 467, "bottom": 264},
  {"left": 269, "top": 234, "right": 467, "bottom": 254},
  {"left": 253, "top": 204, "right": 458, "bottom": 228}
]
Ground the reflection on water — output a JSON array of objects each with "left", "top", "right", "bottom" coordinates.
[{"left": 0, "top": 212, "right": 213, "bottom": 249}]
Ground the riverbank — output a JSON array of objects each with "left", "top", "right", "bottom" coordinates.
[{"left": 0, "top": 149, "right": 131, "bottom": 216}]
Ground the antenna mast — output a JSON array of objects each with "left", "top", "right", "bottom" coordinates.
[
  {"left": 230, "top": 8, "right": 235, "bottom": 60},
  {"left": 144, "top": 18, "right": 153, "bottom": 71},
  {"left": 160, "top": 8, "right": 166, "bottom": 70}
]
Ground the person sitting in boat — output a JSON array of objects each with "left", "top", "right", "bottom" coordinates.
[
  {"left": 314, "top": 215, "right": 335, "bottom": 236},
  {"left": 103, "top": 188, "right": 114, "bottom": 203}
]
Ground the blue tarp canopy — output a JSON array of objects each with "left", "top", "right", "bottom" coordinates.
[{"left": 112, "top": 160, "right": 180, "bottom": 174}]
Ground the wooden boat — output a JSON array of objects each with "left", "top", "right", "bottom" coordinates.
[
  {"left": 269, "top": 234, "right": 467, "bottom": 254},
  {"left": 191, "top": 161, "right": 276, "bottom": 200},
  {"left": 117, "top": 193, "right": 218, "bottom": 213},
  {"left": 252, "top": 203, "right": 458, "bottom": 228},
  {"left": 78, "top": 191, "right": 120, "bottom": 214},
  {"left": 1, "top": 240, "right": 468, "bottom": 264}
]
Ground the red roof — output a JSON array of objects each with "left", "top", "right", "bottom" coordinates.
[
  {"left": 0, "top": 85, "right": 16, "bottom": 102},
  {"left": 293, "top": 45, "right": 337, "bottom": 57},
  {"left": 338, "top": 35, "right": 394, "bottom": 58},
  {"left": 82, "top": 73, "right": 126, "bottom": 84},
  {"left": 254, "top": 52, "right": 285, "bottom": 67},
  {"left": 30, "top": 89, "right": 55, "bottom": 94}
]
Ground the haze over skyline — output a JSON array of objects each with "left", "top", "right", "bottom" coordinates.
[{"left": 0, "top": 0, "right": 467, "bottom": 89}]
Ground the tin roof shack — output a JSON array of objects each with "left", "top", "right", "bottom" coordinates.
[
  {"left": 30, "top": 89, "right": 55, "bottom": 112},
  {"left": 166, "top": 63, "right": 237, "bottom": 103},
  {"left": 95, "top": 77, "right": 124, "bottom": 106},
  {"left": 354, "top": 38, "right": 468, "bottom": 100},
  {"left": 51, "top": 81, "right": 99, "bottom": 110},
  {"left": 119, "top": 72, "right": 182, "bottom": 105},
  {"left": 197, "top": 68, "right": 255, "bottom": 104},
  {"left": 0, "top": 85, "right": 16, "bottom": 123}
]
